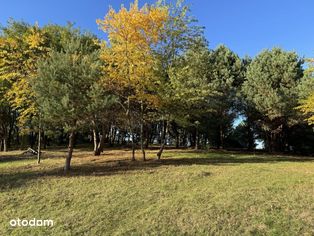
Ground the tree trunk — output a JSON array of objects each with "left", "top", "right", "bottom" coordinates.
[
  {"left": 172, "top": 122, "right": 179, "bottom": 149},
  {"left": 182, "top": 131, "right": 187, "bottom": 147},
  {"left": 281, "top": 123, "right": 288, "bottom": 152},
  {"left": 8, "top": 125, "right": 12, "bottom": 149},
  {"left": 42, "top": 131, "right": 47, "bottom": 149},
  {"left": 247, "top": 120, "right": 254, "bottom": 151},
  {"left": 157, "top": 120, "right": 168, "bottom": 160},
  {"left": 94, "top": 124, "right": 106, "bottom": 156},
  {"left": 111, "top": 127, "right": 117, "bottom": 146},
  {"left": 131, "top": 133, "right": 135, "bottom": 161},
  {"left": 140, "top": 102, "right": 146, "bottom": 161},
  {"left": 93, "top": 128, "right": 98, "bottom": 152},
  {"left": 3, "top": 138, "right": 7, "bottom": 152},
  {"left": 64, "top": 131, "right": 75, "bottom": 173},
  {"left": 268, "top": 131, "right": 274, "bottom": 153},
  {"left": 37, "top": 130, "right": 42, "bottom": 164},
  {"left": 29, "top": 132, "right": 35, "bottom": 149},
  {"left": 195, "top": 128, "right": 199, "bottom": 150},
  {"left": 145, "top": 133, "right": 149, "bottom": 149},
  {"left": 175, "top": 133, "right": 180, "bottom": 149},
  {"left": 126, "top": 97, "right": 135, "bottom": 161},
  {"left": 144, "top": 124, "right": 150, "bottom": 149},
  {"left": 219, "top": 124, "right": 224, "bottom": 149},
  {"left": 15, "top": 125, "right": 20, "bottom": 147}
]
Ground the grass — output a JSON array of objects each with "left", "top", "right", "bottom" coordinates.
[{"left": 0, "top": 148, "right": 313, "bottom": 235}]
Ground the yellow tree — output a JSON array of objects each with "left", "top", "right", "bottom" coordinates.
[
  {"left": 0, "top": 21, "right": 49, "bottom": 162},
  {"left": 298, "top": 58, "right": 314, "bottom": 125},
  {"left": 97, "top": 0, "right": 168, "bottom": 160},
  {"left": 298, "top": 94, "right": 314, "bottom": 124}
]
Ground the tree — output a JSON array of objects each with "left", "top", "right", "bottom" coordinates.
[
  {"left": 206, "top": 45, "right": 243, "bottom": 148},
  {"left": 0, "top": 80, "right": 13, "bottom": 152},
  {"left": 0, "top": 21, "right": 88, "bottom": 162},
  {"left": 235, "top": 56, "right": 259, "bottom": 151},
  {"left": 298, "top": 94, "right": 314, "bottom": 125},
  {"left": 242, "top": 48, "right": 303, "bottom": 152},
  {"left": 0, "top": 21, "right": 49, "bottom": 132},
  {"left": 86, "top": 82, "right": 117, "bottom": 156},
  {"left": 97, "top": 0, "right": 168, "bottom": 161},
  {"left": 297, "top": 58, "right": 314, "bottom": 125},
  {"left": 33, "top": 35, "right": 101, "bottom": 172},
  {"left": 154, "top": 0, "right": 204, "bottom": 158},
  {"left": 167, "top": 40, "right": 214, "bottom": 149}
]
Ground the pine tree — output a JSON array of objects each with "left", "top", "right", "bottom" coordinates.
[
  {"left": 33, "top": 36, "right": 101, "bottom": 172},
  {"left": 242, "top": 48, "right": 303, "bottom": 152}
]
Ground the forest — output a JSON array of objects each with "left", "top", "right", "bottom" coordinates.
[
  {"left": 1, "top": 0, "right": 314, "bottom": 174},
  {"left": 1, "top": 1, "right": 314, "bottom": 235}
]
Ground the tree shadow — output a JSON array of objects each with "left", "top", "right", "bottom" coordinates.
[
  {"left": 0, "top": 153, "right": 313, "bottom": 190},
  {"left": 0, "top": 149, "right": 70, "bottom": 163},
  {"left": 0, "top": 154, "right": 36, "bottom": 163}
]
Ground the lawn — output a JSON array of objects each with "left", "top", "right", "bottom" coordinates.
[{"left": 0, "top": 148, "right": 313, "bottom": 235}]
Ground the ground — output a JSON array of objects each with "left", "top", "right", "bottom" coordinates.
[{"left": 0, "top": 148, "right": 313, "bottom": 235}]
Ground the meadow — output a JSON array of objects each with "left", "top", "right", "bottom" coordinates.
[{"left": 1, "top": 148, "right": 313, "bottom": 235}]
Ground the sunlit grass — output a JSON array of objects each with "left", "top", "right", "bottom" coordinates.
[{"left": 0, "top": 148, "right": 313, "bottom": 235}]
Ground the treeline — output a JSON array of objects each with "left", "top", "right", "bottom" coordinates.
[{"left": 1, "top": 1, "right": 314, "bottom": 172}]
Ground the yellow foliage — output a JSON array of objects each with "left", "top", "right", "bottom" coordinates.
[
  {"left": 298, "top": 93, "right": 314, "bottom": 125},
  {"left": 97, "top": 0, "right": 168, "bottom": 108},
  {"left": 0, "top": 26, "right": 50, "bottom": 129},
  {"left": 25, "top": 27, "right": 46, "bottom": 49}
]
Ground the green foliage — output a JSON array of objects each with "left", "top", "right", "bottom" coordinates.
[
  {"left": 243, "top": 48, "right": 303, "bottom": 121},
  {"left": 168, "top": 40, "right": 213, "bottom": 124},
  {"left": 1, "top": 4, "right": 314, "bottom": 154},
  {"left": 154, "top": 0, "right": 205, "bottom": 116},
  {"left": 155, "top": 0, "right": 204, "bottom": 62},
  {"left": 242, "top": 48, "right": 304, "bottom": 151},
  {"left": 33, "top": 36, "right": 101, "bottom": 132},
  {"left": 208, "top": 45, "right": 243, "bottom": 126}
]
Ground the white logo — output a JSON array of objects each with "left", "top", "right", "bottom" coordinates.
[{"left": 9, "top": 218, "right": 54, "bottom": 227}]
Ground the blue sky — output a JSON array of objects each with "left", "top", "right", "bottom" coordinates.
[{"left": 1, "top": 0, "right": 314, "bottom": 58}]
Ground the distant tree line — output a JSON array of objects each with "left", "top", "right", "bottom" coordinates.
[{"left": 0, "top": 0, "right": 313, "bottom": 172}]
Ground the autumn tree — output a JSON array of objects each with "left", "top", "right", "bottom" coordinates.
[
  {"left": 97, "top": 0, "right": 168, "bottom": 160},
  {"left": 297, "top": 58, "right": 314, "bottom": 125},
  {"left": 298, "top": 94, "right": 314, "bottom": 125},
  {"left": 0, "top": 21, "right": 49, "bottom": 130},
  {"left": 0, "top": 77, "right": 13, "bottom": 151},
  {"left": 0, "top": 21, "right": 87, "bottom": 162},
  {"left": 0, "top": 22, "right": 41, "bottom": 157}
]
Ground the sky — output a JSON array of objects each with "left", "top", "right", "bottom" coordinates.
[{"left": 1, "top": 0, "right": 314, "bottom": 58}]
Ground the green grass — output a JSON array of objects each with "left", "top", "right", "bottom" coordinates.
[{"left": 0, "top": 148, "right": 313, "bottom": 235}]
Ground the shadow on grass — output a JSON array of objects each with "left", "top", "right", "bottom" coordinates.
[
  {"left": 1, "top": 153, "right": 313, "bottom": 190},
  {"left": 0, "top": 154, "right": 36, "bottom": 163},
  {"left": 0, "top": 149, "right": 70, "bottom": 163}
]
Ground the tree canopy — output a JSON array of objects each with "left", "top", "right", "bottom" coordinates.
[{"left": 1, "top": 0, "right": 314, "bottom": 169}]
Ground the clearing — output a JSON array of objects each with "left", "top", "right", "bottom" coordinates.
[{"left": 0, "top": 148, "right": 313, "bottom": 235}]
